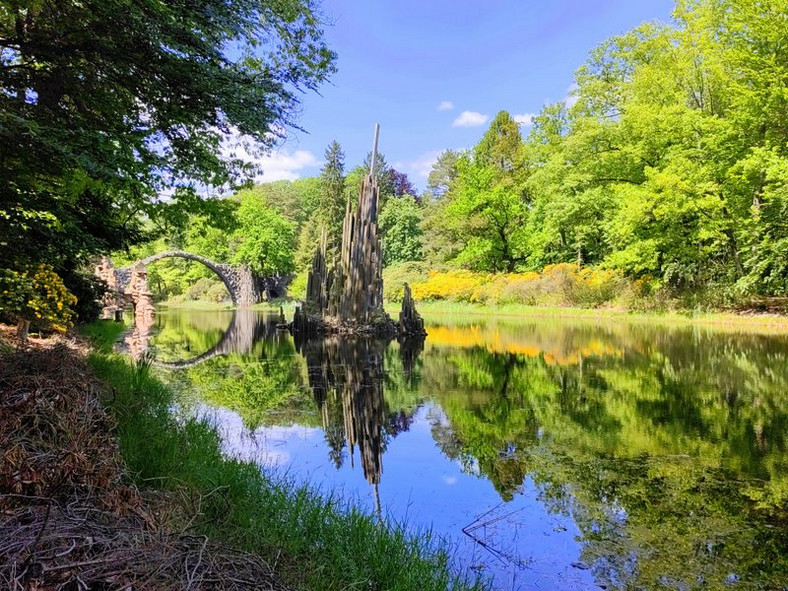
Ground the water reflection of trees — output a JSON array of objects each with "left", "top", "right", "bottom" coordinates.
[
  {"left": 420, "top": 324, "right": 788, "bottom": 588},
  {"left": 156, "top": 312, "right": 312, "bottom": 429},
  {"left": 151, "top": 311, "right": 788, "bottom": 588}
]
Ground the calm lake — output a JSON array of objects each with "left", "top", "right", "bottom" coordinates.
[{"left": 120, "top": 308, "right": 788, "bottom": 590}]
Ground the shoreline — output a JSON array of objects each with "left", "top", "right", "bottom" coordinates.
[{"left": 155, "top": 298, "right": 788, "bottom": 333}]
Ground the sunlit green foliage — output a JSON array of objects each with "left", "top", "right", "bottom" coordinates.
[
  {"left": 117, "top": 0, "right": 788, "bottom": 309},
  {"left": 412, "top": 0, "right": 788, "bottom": 304},
  {"left": 232, "top": 195, "right": 295, "bottom": 276},
  {"left": 0, "top": 0, "right": 334, "bottom": 319},
  {"left": 441, "top": 112, "right": 530, "bottom": 273},
  {"left": 379, "top": 197, "right": 425, "bottom": 266}
]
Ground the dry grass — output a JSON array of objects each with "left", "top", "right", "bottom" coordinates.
[{"left": 0, "top": 330, "right": 288, "bottom": 591}]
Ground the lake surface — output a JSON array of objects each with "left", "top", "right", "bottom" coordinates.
[{"left": 121, "top": 308, "right": 788, "bottom": 590}]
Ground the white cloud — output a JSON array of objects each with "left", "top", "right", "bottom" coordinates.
[
  {"left": 437, "top": 100, "right": 455, "bottom": 111},
  {"left": 393, "top": 150, "right": 443, "bottom": 179},
  {"left": 220, "top": 129, "right": 320, "bottom": 182},
  {"left": 255, "top": 149, "right": 320, "bottom": 181},
  {"left": 452, "top": 110, "right": 489, "bottom": 128},
  {"left": 513, "top": 112, "right": 536, "bottom": 126},
  {"left": 563, "top": 83, "right": 579, "bottom": 108}
]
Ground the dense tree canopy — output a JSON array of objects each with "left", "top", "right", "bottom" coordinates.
[
  {"left": 17, "top": 0, "right": 788, "bottom": 313},
  {"left": 438, "top": 112, "right": 530, "bottom": 272},
  {"left": 0, "top": 0, "right": 335, "bottom": 308},
  {"left": 379, "top": 197, "right": 424, "bottom": 266},
  {"left": 411, "top": 0, "right": 788, "bottom": 301}
]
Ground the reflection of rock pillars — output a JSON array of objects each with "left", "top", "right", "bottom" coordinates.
[
  {"left": 124, "top": 312, "right": 155, "bottom": 361},
  {"left": 398, "top": 333, "right": 425, "bottom": 385},
  {"left": 297, "top": 336, "right": 387, "bottom": 487},
  {"left": 373, "top": 482, "right": 382, "bottom": 522}
]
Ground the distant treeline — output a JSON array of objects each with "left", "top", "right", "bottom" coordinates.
[{"left": 128, "top": 0, "right": 788, "bottom": 310}]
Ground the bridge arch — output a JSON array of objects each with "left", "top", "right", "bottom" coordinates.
[
  {"left": 96, "top": 251, "right": 271, "bottom": 315},
  {"left": 141, "top": 250, "right": 243, "bottom": 305}
]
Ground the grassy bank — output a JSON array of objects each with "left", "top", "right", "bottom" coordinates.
[
  {"left": 382, "top": 301, "right": 788, "bottom": 335},
  {"left": 81, "top": 321, "right": 480, "bottom": 591},
  {"left": 405, "top": 300, "right": 788, "bottom": 325},
  {"left": 156, "top": 295, "right": 788, "bottom": 335}
]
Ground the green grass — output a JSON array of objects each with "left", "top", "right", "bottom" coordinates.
[
  {"left": 82, "top": 320, "right": 482, "bottom": 591},
  {"left": 157, "top": 300, "right": 235, "bottom": 310},
  {"left": 389, "top": 300, "right": 788, "bottom": 333},
  {"left": 80, "top": 319, "right": 127, "bottom": 353}
]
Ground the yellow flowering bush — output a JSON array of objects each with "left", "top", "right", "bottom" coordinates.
[
  {"left": 0, "top": 264, "right": 77, "bottom": 332},
  {"left": 494, "top": 271, "right": 543, "bottom": 304},
  {"left": 409, "top": 264, "right": 626, "bottom": 307},
  {"left": 410, "top": 270, "right": 489, "bottom": 302}
]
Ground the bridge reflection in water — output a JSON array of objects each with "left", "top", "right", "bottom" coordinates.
[{"left": 119, "top": 308, "right": 276, "bottom": 367}]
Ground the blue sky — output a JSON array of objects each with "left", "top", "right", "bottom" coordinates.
[{"left": 256, "top": 0, "right": 675, "bottom": 190}]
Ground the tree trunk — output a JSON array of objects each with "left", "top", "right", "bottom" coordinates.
[{"left": 16, "top": 318, "right": 30, "bottom": 344}]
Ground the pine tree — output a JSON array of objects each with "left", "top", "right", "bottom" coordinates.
[{"left": 318, "top": 141, "right": 347, "bottom": 256}]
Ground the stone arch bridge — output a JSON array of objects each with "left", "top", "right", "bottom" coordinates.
[{"left": 95, "top": 251, "right": 287, "bottom": 315}]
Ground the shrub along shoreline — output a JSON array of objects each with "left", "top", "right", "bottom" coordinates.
[{"left": 1, "top": 321, "right": 484, "bottom": 591}]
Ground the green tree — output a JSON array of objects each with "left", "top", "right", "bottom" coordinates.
[
  {"left": 318, "top": 141, "right": 347, "bottom": 255},
  {"left": 0, "top": 0, "right": 335, "bottom": 302},
  {"left": 242, "top": 178, "right": 322, "bottom": 230},
  {"left": 425, "top": 150, "right": 461, "bottom": 200},
  {"left": 446, "top": 112, "right": 530, "bottom": 272},
  {"left": 232, "top": 195, "right": 295, "bottom": 277},
  {"left": 379, "top": 197, "right": 424, "bottom": 266},
  {"left": 508, "top": 0, "right": 788, "bottom": 299}
]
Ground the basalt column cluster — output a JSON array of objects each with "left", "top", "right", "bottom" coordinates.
[{"left": 291, "top": 126, "right": 425, "bottom": 338}]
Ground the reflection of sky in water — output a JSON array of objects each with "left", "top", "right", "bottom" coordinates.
[
  {"left": 201, "top": 402, "right": 596, "bottom": 590},
  {"left": 148, "top": 309, "right": 788, "bottom": 590}
]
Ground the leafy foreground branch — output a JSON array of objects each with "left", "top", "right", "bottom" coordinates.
[{"left": 0, "top": 323, "right": 481, "bottom": 591}]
